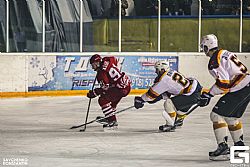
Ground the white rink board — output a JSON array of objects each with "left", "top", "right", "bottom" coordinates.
[
  {"left": 0, "top": 95, "right": 249, "bottom": 167},
  {"left": 0, "top": 52, "right": 250, "bottom": 93},
  {"left": 0, "top": 55, "right": 27, "bottom": 92}
]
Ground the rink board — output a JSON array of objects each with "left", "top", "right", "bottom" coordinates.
[{"left": 0, "top": 52, "right": 250, "bottom": 97}]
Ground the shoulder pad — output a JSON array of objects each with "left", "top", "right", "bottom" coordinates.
[
  {"left": 154, "top": 76, "right": 160, "bottom": 83},
  {"left": 208, "top": 50, "right": 221, "bottom": 70},
  {"left": 154, "top": 72, "right": 166, "bottom": 83}
]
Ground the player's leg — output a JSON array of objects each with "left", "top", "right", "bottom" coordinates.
[
  {"left": 224, "top": 99, "right": 249, "bottom": 150},
  {"left": 212, "top": 88, "right": 250, "bottom": 151},
  {"left": 209, "top": 111, "right": 229, "bottom": 161},
  {"left": 208, "top": 93, "right": 242, "bottom": 161},
  {"left": 171, "top": 89, "right": 200, "bottom": 127},
  {"left": 159, "top": 99, "right": 177, "bottom": 132},
  {"left": 98, "top": 95, "right": 118, "bottom": 130},
  {"left": 224, "top": 117, "right": 244, "bottom": 147},
  {"left": 98, "top": 86, "right": 130, "bottom": 130}
]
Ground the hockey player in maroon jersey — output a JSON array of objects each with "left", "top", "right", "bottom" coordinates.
[
  {"left": 200, "top": 34, "right": 250, "bottom": 161},
  {"left": 87, "top": 54, "right": 131, "bottom": 130}
]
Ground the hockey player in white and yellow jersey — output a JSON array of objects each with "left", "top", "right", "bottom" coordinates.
[
  {"left": 200, "top": 34, "right": 250, "bottom": 161},
  {"left": 134, "top": 60, "right": 203, "bottom": 132}
]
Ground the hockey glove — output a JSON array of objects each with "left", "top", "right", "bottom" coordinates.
[
  {"left": 134, "top": 96, "right": 145, "bottom": 109},
  {"left": 86, "top": 88, "right": 104, "bottom": 98},
  {"left": 87, "top": 90, "right": 97, "bottom": 98},
  {"left": 199, "top": 92, "right": 213, "bottom": 107},
  {"left": 93, "top": 88, "right": 104, "bottom": 95}
]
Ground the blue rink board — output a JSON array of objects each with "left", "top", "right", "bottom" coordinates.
[{"left": 28, "top": 55, "right": 178, "bottom": 91}]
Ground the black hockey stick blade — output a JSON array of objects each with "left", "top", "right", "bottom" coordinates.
[{"left": 70, "top": 105, "right": 134, "bottom": 130}]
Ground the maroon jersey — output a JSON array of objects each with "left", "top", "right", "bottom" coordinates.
[{"left": 96, "top": 56, "right": 130, "bottom": 90}]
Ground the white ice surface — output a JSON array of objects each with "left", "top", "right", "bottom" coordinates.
[{"left": 0, "top": 95, "right": 249, "bottom": 167}]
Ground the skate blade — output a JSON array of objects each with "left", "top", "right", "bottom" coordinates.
[
  {"left": 158, "top": 129, "right": 176, "bottom": 133},
  {"left": 103, "top": 127, "right": 118, "bottom": 132},
  {"left": 209, "top": 154, "right": 229, "bottom": 161},
  {"left": 175, "top": 126, "right": 182, "bottom": 129}
]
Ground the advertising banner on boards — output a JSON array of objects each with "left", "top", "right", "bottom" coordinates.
[{"left": 28, "top": 55, "right": 178, "bottom": 91}]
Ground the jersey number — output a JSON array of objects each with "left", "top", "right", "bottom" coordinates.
[
  {"left": 172, "top": 72, "right": 188, "bottom": 87},
  {"left": 109, "top": 67, "right": 121, "bottom": 81},
  {"left": 230, "top": 56, "right": 247, "bottom": 73}
]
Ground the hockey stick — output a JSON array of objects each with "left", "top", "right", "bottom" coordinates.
[
  {"left": 70, "top": 105, "right": 134, "bottom": 130},
  {"left": 80, "top": 77, "right": 97, "bottom": 132}
]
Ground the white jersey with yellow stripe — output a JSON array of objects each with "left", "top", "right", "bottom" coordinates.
[
  {"left": 141, "top": 70, "right": 198, "bottom": 102},
  {"left": 208, "top": 49, "right": 250, "bottom": 96}
]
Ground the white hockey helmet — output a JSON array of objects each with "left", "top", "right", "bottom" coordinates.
[
  {"left": 154, "top": 60, "right": 170, "bottom": 74},
  {"left": 200, "top": 34, "right": 218, "bottom": 54}
]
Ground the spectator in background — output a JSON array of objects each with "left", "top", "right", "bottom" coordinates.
[
  {"left": 134, "top": 0, "right": 157, "bottom": 16},
  {"left": 126, "top": 0, "right": 136, "bottom": 16},
  {"left": 14, "top": 28, "right": 27, "bottom": 52},
  {"left": 201, "top": 0, "right": 216, "bottom": 15},
  {"left": 240, "top": 0, "right": 250, "bottom": 15},
  {"left": 110, "top": 0, "right": 129, "bottom": 16},
  {"left": 159, "top": 0, "right": 192, "bottom": 16},
  {"left": 191, "top": 0, "right": 199, "bottom": 15},
  {"left": 157, "top": 0, "right": 177, "bottom": 15},
  {"left": 178, "top": 0, "right": 192, "bottom": 15},
  {"left": 87, "top": 0, "right": 104, "bottom": 16},
  {"left": 214, "top": 0, "right": 238, "bottom": 15},
  {"left": 102, "top": 0, "right": 112, "bottom": 17}
]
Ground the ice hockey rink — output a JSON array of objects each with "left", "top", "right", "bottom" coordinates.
[{"left": 0, "top": 95, "right": 249, "bottom": 167}]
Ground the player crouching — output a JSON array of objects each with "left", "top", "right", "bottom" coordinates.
[{"left": 134, "top": 60, "right": 206, "bottom": 132}]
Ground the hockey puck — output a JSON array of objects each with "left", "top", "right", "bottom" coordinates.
[{"left": 79, "top": 129, "right": 85, "bottom": 132}]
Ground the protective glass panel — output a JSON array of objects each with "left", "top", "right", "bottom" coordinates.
[
  {"left": 0, "top": 0, "right": 6, "bottom": 52},
  {"left": 122, "top": 0, "right": 158, "bottom": 52},
  {"left": 45, "top": 0, "right": 82, "bottom": 52},
  {"left": 242, "top": 1, "right": 250, "bottom": 52},
  {"left": 9, "top": 0, "right": 40, "bottom": 52},
  {"left": 161, "top": 0, "right": 197, "bottom": 52},
  {"left": 201, "top": 0, "right": 240, "bottom": 52},
  {"left": 87, "top": 0, "right": 119, "bottom": 52}
]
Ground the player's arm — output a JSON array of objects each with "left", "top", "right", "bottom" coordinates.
[
  {"left": 134, "top": 80, "right": 168, "bottom": 109},
  {"left": 87, "top": 72, "right": 110, "bottom": 98},
  {"left": 207, "top": 53, "right": 231, "bottom": 96}
]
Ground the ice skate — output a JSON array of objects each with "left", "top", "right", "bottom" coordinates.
[
  {"left": 209, "top": 142, "right": 230, "bottom": 161},
  {"left": 234, "top": 140, "right": 245, "bottom": 147},
  {"left": 103, "top": 121, "right": 118, "bottom": 131},
  {"left": 233, "top": 140, "right": 246, "bottom": 157},
  {"left": 159, "top": 124, "right": 176, "bottom": 132},
  {"left": 96, "top": 116, "right": 109, "bottom": 125},
  {"left": 174, "top": 118, "right": 184, "bottom": 128}
]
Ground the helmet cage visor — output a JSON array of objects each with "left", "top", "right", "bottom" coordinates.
[{"left": 200, "top": 44, "right": 209, "bottom": 53}]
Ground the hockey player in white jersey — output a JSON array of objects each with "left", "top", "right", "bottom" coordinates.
[
  {"left": 200, "top": 34, "right": 250, "bottom": 161},
  {"left": 134, "top": 60, "right": 204, "bottom": 132}
]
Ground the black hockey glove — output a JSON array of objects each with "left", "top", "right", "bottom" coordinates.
[
  {"left": 93, "top": 88, "right": 104, "bottom": 95},
  {"left": 87, "top": 90, "right": 97, "bottom": 98},
  {"left": 134, "top": 96, "right": 145, "bottom": 109},
  {"left": 199, "top": 92, "right": 213, "bottom": 107},
  {"left": 87, "top": 88, "right": 105, "bottom": 98}
]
